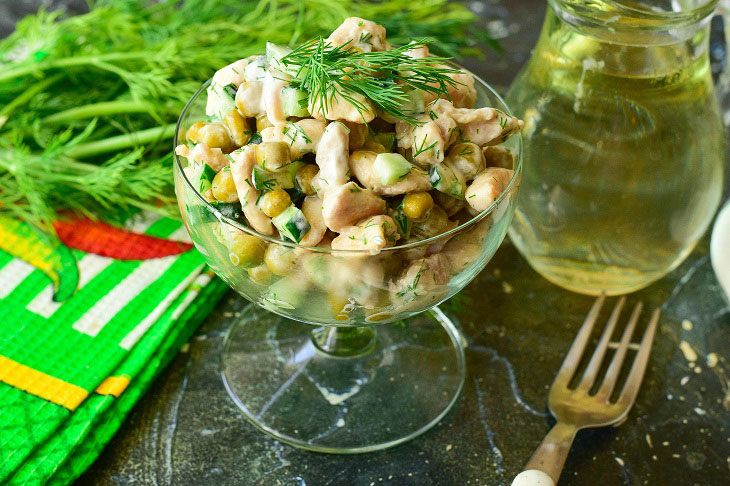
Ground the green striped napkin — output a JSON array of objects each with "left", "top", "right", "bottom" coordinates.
[{"left": 0, "top": 214, "right": 227, "bottom": 485}]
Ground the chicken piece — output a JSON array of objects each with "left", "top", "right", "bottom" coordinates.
[
  {"left": 428, "top": 99, "right": 523, "bottom": 147},
  {"left": 304, "top": 253, "right": 384, "bottom": 309},
  {"left": 427, "top": 99, "right": 461, "bottom": 144},
  {"left": 425, "top": 218, "right": 459, "bottom": 255},
  {"left": 174, "top": 144, "right": 189, "bottom": 158},
  {"left": 314, "top": 122, "right": 350, "bottom": 191},
  {"left": 213, "top": 59, "right": 250, "bottom": 87},
  {"left": 261, "top": 119, "right": 327, "bottom": 159},
  {"left": 483, "top": 145, "right": 515, "bottom": 169},
  {"left": 235, "top": 81, "right": 264, "bottom": 118},
  {"left": 191, "top": 144, "right": 229, "bottom": 172},
  {"left": 229, "top": 146, "right": 274, "bottom": 235},
  {"left": 244, "top": 55, "right": 267, "bottom": 82},
  {"left": 445, "top": 69, "right": 477, "bottom": 109},
  {"left": 403, "top": 42, "right": 429, "bottom": 59},
  {"left": 327, "top": 17, "right": 388, "bottom": 53},
  {"left": 309, "top": 90, "right": 376, "bottom": 123},
  {"left": 441, "top": 217, "right": 493, "bottom": 274},
  {"left": 331, "top": 215, "right": 400, "bottom": 252},
  {"left": 411, "top": 118, "right": 446, "bottom": 167},
  {"left": 422, "top": 66, "right": 477, "bottom": 109},
  {"left": 402, "top": 104, "right": 459, "bottom": 164},
  {"left": 302, "top": 252, "right": 334, "bottom": 289},
  {"left": 317, "top": 232, "right": 336, "bottom": 249},
  {"left": 349, "top": 151, "right": 431, "bottom": 196},
  {"left": 389, "top": 254, "right": 450, "bottom": 311},
  {"left": 398, "top": 238, "right": 429, "bottom": 262},
  {"left": 449, "top": 107, "right": 523, "bottom": 147},
  {"left": 299, "top": 196, "right": 327, "bottom": 246},
  {"left": 446, "top": 142, "right": 485, "bottom": 180},
  {"left": 205, "top": 58, "right": 251, "bottom": 116},
  {"left": 346, "top": 258, "right": 385, "bottom": 307},
  {"left": 263, "top": 69, "right": 291, "bottom": 125},
  {"left": 402, "top": 254, "right": 450, "bottom": 289},
  {"left": 176, "top": 143, "right": 229, "bottom": 171},
  {"left": 395, "top": 120, "right": 414, "bottom": 149},
  {"left": 465, "top": 168, "right": 513, "bottom": 213},
  {"left": 321, "top": 182, "right": 385, "bottom": 232}
]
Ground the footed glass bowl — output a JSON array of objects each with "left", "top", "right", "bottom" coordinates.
[{"left": 173, "top": 68, "right": 522, "bottom": 453}]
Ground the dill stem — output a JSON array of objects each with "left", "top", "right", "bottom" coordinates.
[
  {"left": 43, "top": 101, "right": 159, "bottom": 124},
  {"left": 0, "top": 52, "right": 151, "bottom": 83},
  {"left": 0, "top": 74, "right": 62, "bottom": 127},
  {"left": 65, "top": 124, "right": 177, "bottom": 159}
]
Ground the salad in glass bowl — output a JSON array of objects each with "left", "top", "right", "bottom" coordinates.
[{"left": 174, "top": 17, "right": 522, "bottom": 452}]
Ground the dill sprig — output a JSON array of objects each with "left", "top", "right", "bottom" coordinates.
[
  {"left": 0, "top": 149, "right": 178, "bottom": 231},
  {"left": 281, "top": 38, "right": 461, "bottom": 124}
]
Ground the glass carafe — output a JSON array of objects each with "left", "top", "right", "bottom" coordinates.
[{"left": 507, "top": 0, "right": 726, "bottom": 295}]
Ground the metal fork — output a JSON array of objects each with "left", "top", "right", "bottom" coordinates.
[{"left": 512, "top": 295, "right": 660, "bottom": 486}]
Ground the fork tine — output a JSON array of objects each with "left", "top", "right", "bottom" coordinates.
[
  {"left": 577, "top": 296, "right": 625, "bottom": 391},
  {"left": 595, "top": 301, "right": 643, "bottom": 399},
  {"left": 616, "top": 308, "right": 660, "bottom": 407},
  {"left": 552, "top": 294, "right": 606, "bottom": 389}
]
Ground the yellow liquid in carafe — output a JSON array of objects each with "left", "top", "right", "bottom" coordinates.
[{"left": 506, "top": 14, "right": 726, "bottom": 295}]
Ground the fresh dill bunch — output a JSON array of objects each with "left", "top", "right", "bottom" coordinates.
[
  {"left": 0, "top": 120, "right": 176, "bottom": 230},
  {"left": 281, "top": 38, "right": 461, "bottom": 124},
  {"left": 0, "top": 145, "right": 177, "bottom": 231}
]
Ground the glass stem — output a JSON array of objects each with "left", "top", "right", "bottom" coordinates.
[{"left": 311, "top": 326, "right": 377, "bottom": 358}]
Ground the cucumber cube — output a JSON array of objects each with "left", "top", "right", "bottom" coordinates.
[
  {"left": 193, "top": 201, "right": 246, "bottom": 225},
  {"left": 262, "top": 277, "right": 306, "bottom": 310},
  {"left": 272, "top": 205, "right": 311, "bottom": 243},
  {"left": 429, "top": 163, "right": 465, "bottom": 198},
  {"left": 251, "top": 166, "right": 295, "bottom": 191},
  {"left": 266, "top": 42, "right": 296, "bottom": 75},
  {"left": 211, "top": 201, "right": 245, "bottom": 223},
  {"left": 215, "top": 83, "right": 237, "bottom": 120},
  {"left": 281, "top": 87, "right": 310, "bottom": 117},
  {"left": 374, "top": 153, "right": 413, "bottom": 185},
  {"left": 303, "top": 254, "right": 331, "bottom": 288},
  {"left": 399, "top": 87, "right": 425, "bottom": 116},
  {"left": 390, "top": 204, "right": 412, "bottom": 239},
  {"left": 198, "top": 163, "right": 217, "bottom": 194}
]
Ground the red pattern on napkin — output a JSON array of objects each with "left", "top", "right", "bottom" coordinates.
[{"left": 53, "top": 218, "right": 192, "bottom": 260}]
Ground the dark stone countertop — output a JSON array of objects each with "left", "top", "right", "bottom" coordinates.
[{"left": 6, "top": 1, "right": 730, "bottom": 485}]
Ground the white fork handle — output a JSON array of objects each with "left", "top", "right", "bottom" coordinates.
[
  {"left": 511, "top": 422, "right": 578, "bottom": 485},
  {"left": 512, "top": 470, "right": 555, "bottom": 486}
]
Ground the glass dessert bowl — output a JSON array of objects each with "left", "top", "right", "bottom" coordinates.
[{"left": 174, "top": 65, "right": 522, "bottom": 453}]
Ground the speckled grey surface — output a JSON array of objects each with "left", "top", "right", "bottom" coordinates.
[{"left": 5, "top": 1, "right": 730, "bottom": 485}]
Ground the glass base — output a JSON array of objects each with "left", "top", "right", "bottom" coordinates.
[
  {"left": 508, "top": 234, "right": 672, "bottom": 296},
  {"left": 518, "top": 255, "right": 667, "bottom": 296},
  {"left": 221, "top": 305, "right": 466, "bottom": 453}
]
